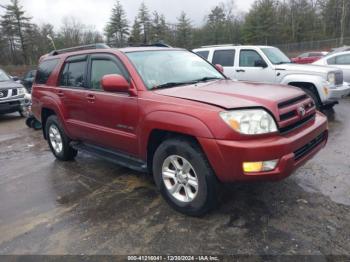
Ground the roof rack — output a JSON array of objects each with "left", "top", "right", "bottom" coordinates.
[
  {"left": 49, "top": 43, "right": 110, "bottom": 56},
  {"left": 200, "top": 44, "right": 240, "bottom": 48}
]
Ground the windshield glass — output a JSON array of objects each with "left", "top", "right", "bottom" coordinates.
[
  {"left": 0, "top": 70, "right": 11, "bottom": 82},
  {"left": 126, "top": 50, "right": 224, "bottom": 90},
  {"left": 261, "top": 47, "right": 291, "bottom": 65}
]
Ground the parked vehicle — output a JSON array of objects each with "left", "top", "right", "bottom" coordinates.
[
  {"left": 193, "top": 45, "right": 350, "bottom": 109},
  {"left": 0, "top": 68, "right": 30, "bottom": 117},
  {"left": 313, "top": 51, "right": 350, "bottom": 83},
  {"left": 291, "top": 51, "right": 328, "bottom": 64},
  {"left": 22, "top": 70, "right": 37, "bottom": 93},
  {"left": 32, "top": 44, "right": 328, "bottom": 216}
]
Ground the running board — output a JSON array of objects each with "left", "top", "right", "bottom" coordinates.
[{"left": 70, "top": 142, "right": 148, "bottom": 173}]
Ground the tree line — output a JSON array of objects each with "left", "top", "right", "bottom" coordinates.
[{"left": 0, "top": 0, "right": 349, "bottom": 65}]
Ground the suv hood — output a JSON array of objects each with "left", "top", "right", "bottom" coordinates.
[
  {"left": 154, "top": 80, "right": 305, "bottom": 110},
  {"left": 277, "top": 63, "right": 339, "bottom": 74},
  {"left": 0, "top": 80, "right": 23, "bottom": 89}
]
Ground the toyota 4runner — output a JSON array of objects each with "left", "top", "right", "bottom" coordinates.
[{"left": 32, "top": 44, "right": 328, "bottom": 216}]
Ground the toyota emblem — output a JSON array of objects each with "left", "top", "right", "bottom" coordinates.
[{"left": 298, "top": 106, "right": 306, "bottom": 117}]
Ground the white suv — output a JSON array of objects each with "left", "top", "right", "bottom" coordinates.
[{"left": 193, "top": 45, "right": 350, "bottom": 109}]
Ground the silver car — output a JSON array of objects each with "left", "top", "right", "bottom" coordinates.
[{"left": 313, "top": 51, "right": 350, "bottom": 82}]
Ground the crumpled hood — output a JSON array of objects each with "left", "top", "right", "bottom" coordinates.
[
  {"left": 278, "top": 63, "right": 340, "bottom": 74},
  {"left": 154, "top": 80, "right": 306, "bottom": 110},
  {"left": 0, "top": 80, "right": 23, "bottom": 89}
]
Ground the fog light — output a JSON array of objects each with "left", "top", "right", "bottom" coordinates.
[{"left": 243, "top": 160, "right": 279, "bottom": 173}]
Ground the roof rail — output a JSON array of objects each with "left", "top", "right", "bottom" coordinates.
[
  {"left": 200, "top": 44, "right": 240, "bottom": 48},
  {"left": 49, "top": 43, "right": 110, "bottom": 56},
  {"left": 139, "top": 43, "right": 172, "bottom": 48}
]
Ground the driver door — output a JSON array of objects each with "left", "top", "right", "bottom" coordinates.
[{"left": 235, "top": 49, "right": 275, "bottom": 83}]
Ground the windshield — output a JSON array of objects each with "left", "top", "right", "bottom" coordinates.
[
  {"left": 0, "top": 70, "right": 11, "bottom": 82},
  {"left": 261, "top": 47, "right": 291, "bottom": 65},
  {"left": 126, "top": 50, "right": 225, "bottom": 90}
]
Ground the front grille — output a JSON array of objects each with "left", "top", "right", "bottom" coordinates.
[
  {"left": 278, "top": 95, "right": 316, "bottom": 134},
  {"left": 278, "top": 95, "right": 308, "bottom": 108},
  {"left": 335, "top": 71, "right": 343, "bottom": 86},
  {"left": 0, "top": 89, "right": 9, "bottom": 98},
  {"left": 294, "top": 132, "right": 327, "bottom": 161}
]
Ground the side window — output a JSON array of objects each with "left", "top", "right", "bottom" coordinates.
[
  {"left": 59, "top": 60, "right": 87, "bottom": 88},
  {"left": 239, "top": 50, "right": 264, "bottom": 67},
  {"left": 335, "top": 54, "right": 350, "bottom": 65},
  {"left": 90, "top": 59, "right": 123, "bottom": 90},
  {"left": 196, "top": 51, "right": 209, "bottom": 60},
  {"left": 212, "top": 50, "right": 235, "bottom": 67},
  {"left": 327, "top": 56, "right": 336, "bottom": 65},
  {"left": 35, "top": 59, "right": 59, "bottom": 84}
]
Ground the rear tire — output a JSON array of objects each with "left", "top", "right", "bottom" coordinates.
[
  {"left": 152, "top": 137, "right": 219, "bottom": 216},
  {"left": 45, "top": 115, "right": 77, "bottom": 161}
]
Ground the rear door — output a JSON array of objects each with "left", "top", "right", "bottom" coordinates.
[
  {"left": 84, "top": 53, "right": 139, "bottom": 156},
  {"left": 211, "top": 49, "right": 236, "bottom": 79},
  {"left": 57, "top": 55, "right": 90, "bottom": 140},
  {"left": 235, "top": 49, "right": 275, "bottom": 83}
]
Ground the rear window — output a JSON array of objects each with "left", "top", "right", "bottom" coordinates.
[
  {"left": 35, "top": 59, "right": 59, "bottom": 84},
  {"left": 212, "top": 50, "right": 235, "bottom": 67},
  {"left": 59, "top": 61, "right": 86, "bottom": 88},
  {"left": 196, "top": 51, "right": 209, "bottom": 60}
]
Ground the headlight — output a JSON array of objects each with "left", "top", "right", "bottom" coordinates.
[
  {"left": 17, "top": 87, "right": 27, "bottom": 95},
  {"left": 327, "top": 72, "right": 335, "bottom": 85},
  {"left": 220, "top": 109, "right": 278, "bottom": 135}
]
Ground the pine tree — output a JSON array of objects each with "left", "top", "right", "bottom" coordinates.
[
  {"left": 0, "top": 0, "right": 32, "bottom": 64},
  {"left": 176, "top": 11, "right": 192, "bottom": 48},
  {"left": 137, "top": 2, "right": 151, "bottom": 44},
  {"left": 104, "top": 1, "right": 129, "bottom": 47},
  {"left": 129, "top": 18, "right": 142, "bottom": 45}
]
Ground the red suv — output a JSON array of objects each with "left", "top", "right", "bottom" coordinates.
[{"left": 32, "top": 44, "right": 328, "bottom": 216}]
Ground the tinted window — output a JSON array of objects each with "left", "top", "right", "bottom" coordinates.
[
  {"left": 35, "top": 59, "right": 59, "bottom": 84},
  {"left": 240, "top": 50, "right": 265, "bottom": 67},
  {"left": 90, "top": 60, "right": 123, "bottom": 90},
  {"left": 212, "top": 50, "right": 235, "bottom": 67},
  {"left": 59, "top": 61, "right": 86, "bottom": 88},
  {"left": 309, "top": 52, "right": 322, "bottom": 57},
  {"left": 196, "top": 51, "right": 209, "bottom": 60},
  {"left": 335, "top": 54, "right": 350, "bottom": 65},
  {"left": 327, "top": 57, "right": 336, "bottom": 65}
]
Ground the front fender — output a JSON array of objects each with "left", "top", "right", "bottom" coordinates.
[
  {"left": 139, "top": 111, "right": 214, "bottom": 159},
  {"left": 280, "top": 74, "right": 326, "bottom": 101}
]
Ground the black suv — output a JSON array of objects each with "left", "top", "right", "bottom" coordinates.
[{"left": 0, "top": 68, "right": 29, "bottom": 116}]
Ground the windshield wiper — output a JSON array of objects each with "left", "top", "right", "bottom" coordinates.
[
  {"left": 193, "top": 76, "right": 223, "bottom": 83},
  {"left": 275, "top": 62, "right": 291, "bottom": 65},
  {"left": 153, "top": 80, "right": 198, "bottom": 90}
]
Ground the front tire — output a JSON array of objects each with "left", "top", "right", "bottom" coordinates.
[
  {"left": 303, "top": 89, "right": 321, "bottom": 110},
  {"left": 153, "top": 137, "right": 219, "bottom": 216},
  {"left": 45, "top": 115, "right": 77, "bottom": 161}
]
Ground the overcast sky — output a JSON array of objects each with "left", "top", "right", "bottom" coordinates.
[{"left": 0, "top": 0, "right": 256, "bottom": 31}]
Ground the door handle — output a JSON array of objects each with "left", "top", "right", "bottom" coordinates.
[
  {"left": 86, "top": 94, "right": 95, "bottom": 103},
  {"left": 57, "top": 90, "right": 64, "bottom": 98},
  {"left": 236, "top": 69, "right": 245, "bottom": 73}
]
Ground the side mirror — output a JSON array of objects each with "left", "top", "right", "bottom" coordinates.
[
  {"left": 215, "top": 64, "right": 224, "bottom": 73},
  {"left": 254, "top": 60, "right": 268, "bottom": 68},
  {"left": 11, "top": 76, "right": 20, "bottom": 81},
  {"left": 101, "top": 74, "right": 129, "bottom": 93}
]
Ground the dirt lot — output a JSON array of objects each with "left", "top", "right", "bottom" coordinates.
[{"left": 0, "top": 99, "right": 349, "bottom": 258}]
